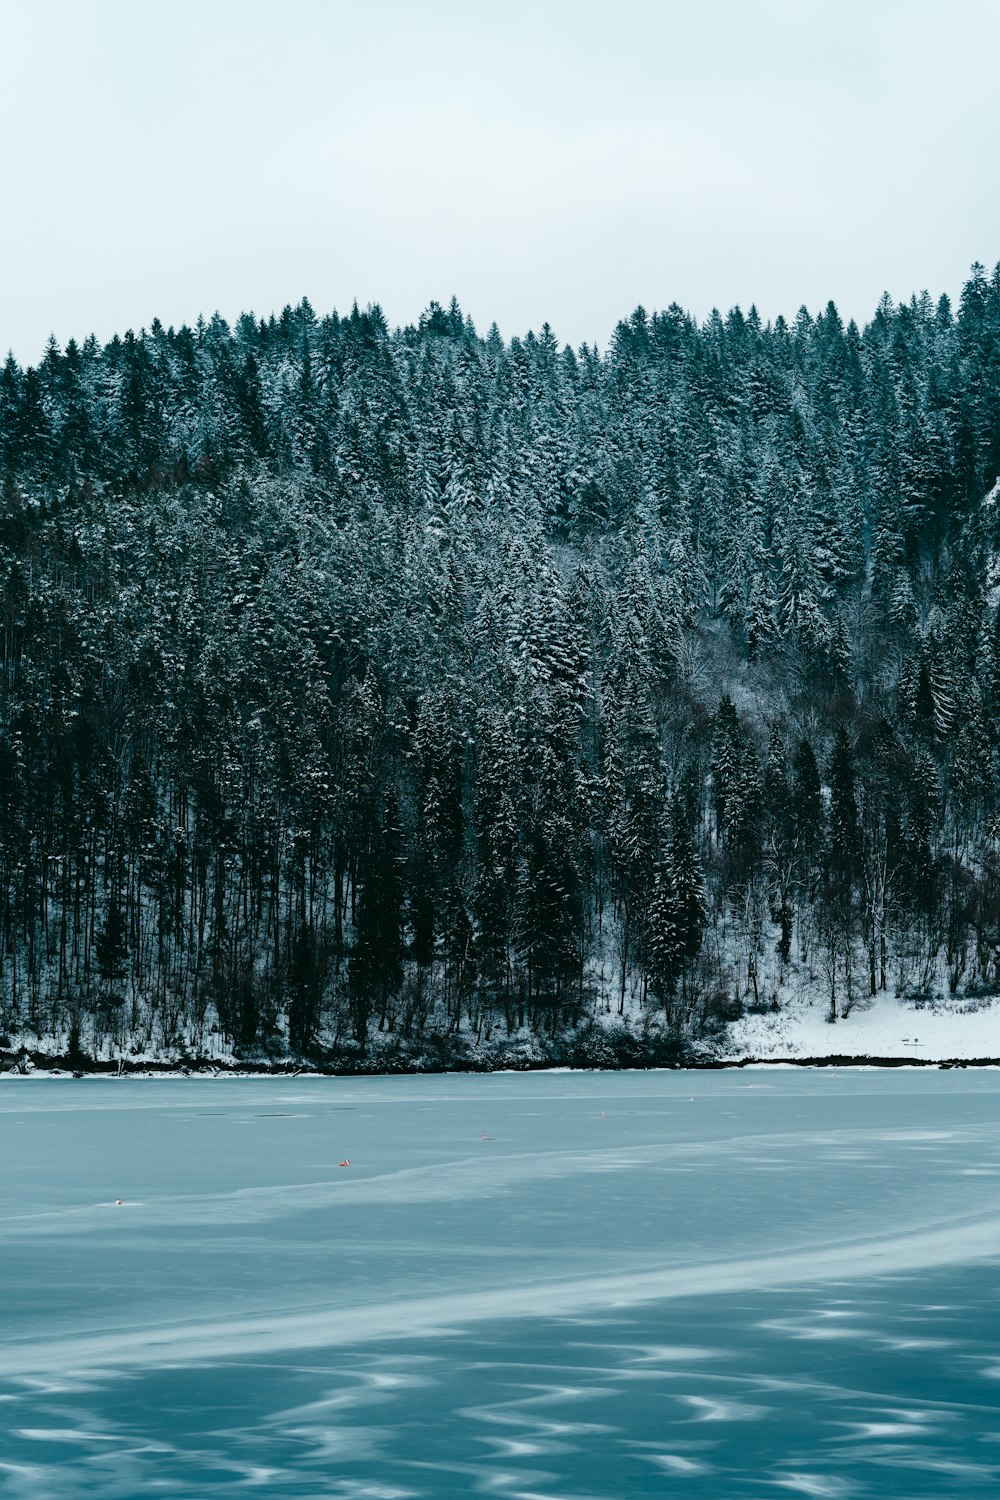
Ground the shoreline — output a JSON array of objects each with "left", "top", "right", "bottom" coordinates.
[{"left": 2, "top": 1049, "right": 996, "bottom": 1077}]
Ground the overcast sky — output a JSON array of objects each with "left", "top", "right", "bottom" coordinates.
[{"left": 2, "top": 0, "right": 999, "bottom": 363}]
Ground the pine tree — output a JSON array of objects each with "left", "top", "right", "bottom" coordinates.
[{"left": 349, "top": 784, "right": 405, "bottom": 1047}]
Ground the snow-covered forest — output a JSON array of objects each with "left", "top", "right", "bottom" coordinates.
[{"left": 5, "top": 267, "right": 1000, "bottom": 1066}]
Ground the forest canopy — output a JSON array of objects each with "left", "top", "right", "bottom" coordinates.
[{"left": 4, "top": 267, "right": 1000, "bottom": 1064}]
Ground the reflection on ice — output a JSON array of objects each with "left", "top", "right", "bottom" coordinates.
[
  {"left": 677, "top": 1394, "right": 770, "bottom": 1421},
  {"left": 17, "top": 1428, "right": 119, "bottom": 1445},
  {"left": 322, "top": 1486, "right": 417, "bottom": 1499},
  {"left": 772, "top": 1474, "right": 856, "bottom": 1497},
  {"left": 593, "top": 1342, "right": 720, "bottom": 1363},
  {"left": 273, "top": 1365, "right": 433, "bottom": 1420},
  {"left": 761, "top": 1319, "right": 871, "bottom": 1341},
  {"left": 646, "top": 1453, "right": 710, "bottom": 1474}
]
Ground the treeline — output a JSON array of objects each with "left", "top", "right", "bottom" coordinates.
[{"left": 4, "top": 268, "right": 1000, "bottom": 1059}]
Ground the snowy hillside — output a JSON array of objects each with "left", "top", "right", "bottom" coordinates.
[
  {"left": 719, "top": 992, "right": 1000, "bottom": 1064},
  {"left": 7, "top": 269, "right": 1000, "bottom": 1068}
]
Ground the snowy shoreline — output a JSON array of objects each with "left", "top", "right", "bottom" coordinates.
[
  {"left": 2, "top": 1060, "right": 995, "bottom": 1076},
  {"left": 717, "top": 990, "right": 1000, "bottom": 1066},
  {"left": 5, "top": 993, "right": 1000, "bottom": 1076},
  {"left": 3, "top": 1053, "right": 998, "bottom": 1079}
]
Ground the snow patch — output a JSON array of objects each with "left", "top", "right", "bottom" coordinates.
[{"left": 720, "top": 991, "right": 1000, "bottom": 1063}]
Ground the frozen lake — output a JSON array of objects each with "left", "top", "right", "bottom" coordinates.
[{"left": 1, "top": 1069, "right": 999, "bottom": 1497}]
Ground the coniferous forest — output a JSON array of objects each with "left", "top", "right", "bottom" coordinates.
[{"left": 5, "top": 268, "right": 1000, "bottom": 1067}]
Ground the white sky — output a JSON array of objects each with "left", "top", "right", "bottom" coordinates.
[{"left": 1, "top": 0, "right": 999, "bottom": 363}]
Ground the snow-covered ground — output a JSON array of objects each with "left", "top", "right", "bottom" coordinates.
[{"left": 720, "top": 991, "right": 1000, "bottom": 1063}]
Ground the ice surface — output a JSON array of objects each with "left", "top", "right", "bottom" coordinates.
[{"left": 1, "top": 1070, "right": 999, "bottom": 1496}]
